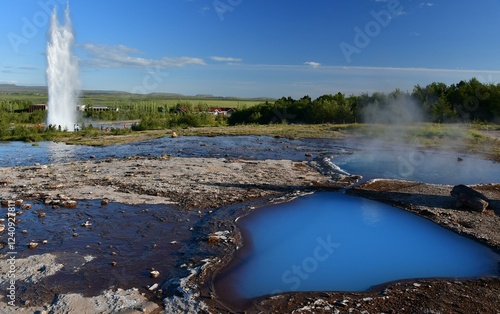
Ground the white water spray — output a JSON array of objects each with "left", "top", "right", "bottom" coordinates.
[{"left": 46, "top": 4, "right": 80, "bottom": 131}]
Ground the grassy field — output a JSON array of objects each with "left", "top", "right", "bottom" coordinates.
[{"left": 0, "top": 89, "right": 267, "bottom": 110}]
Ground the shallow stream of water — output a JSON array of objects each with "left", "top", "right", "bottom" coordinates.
[
  {"left": 215, "top": 193, "right": 500, "bottom": 301},
  {"left": 0, "top": 200, "right": 201, "bottom": 305},
  {"left": 0, "top": 136, "right": 343, "bottom": 167}
]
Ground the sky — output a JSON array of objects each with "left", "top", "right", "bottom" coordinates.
[{"left": 1, "top": 0, "right": 500, "bottom": 98}]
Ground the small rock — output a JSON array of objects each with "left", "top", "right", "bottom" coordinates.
[
  {"left": 148, "top": 283, "right": 159, "bottom": 291},
  {"left": 62, "top": 200, "right": 78, "bottom": 208},
  {"left": 0, "top": 225, "right": 5, "bottom": 232},
  {"left": 22, "top": 204, "right": 32, "bottom": 210},
  {"left": 334, "top": 299, "right": 349, "bottom": 307},
  {"left": 1, "top": 200, "right": 13, "bottom": 207},
  {"left": 150, "top": 270, "right": 160, "bottom": 278},
  {"left": 207, "top": 236, "right": 219, "bottom": 244},
  {"left": 57, "top": 194, "right": 69, "bottom": 200},
  {"left": 72, "top": 233, "right": 78, "bottom": 237},
  {"left": 111, "top": 262, "right": 117, "bottom": 267},
  {"left": 15, "top": 199, "right": 23, "bottom": 206},
  {"left": 305, "top": 153, "right": 313, "bottom": 158},
  {"left": 81, "top": 221, "right": 92, "bottom": 227},
  {"left": 28, "top": 242, "right": 39, "bottom": 249},
  {"left": 42, "top": 240, "right": 48, "bottom": 244},
  {"left": 38, "top": 212, "right": 46, "bottom": 218},
  {"left": 171, "top": 132, "right": 179, "bottom": 138},
  {"left": 22, "top": 230, "right": 28, "bottom": 234},
  {"left": 101, "top": 199, "right": 109, "bottom": 206},
  {"left": 413, "top": 283, "right": 421, "bottom": 287}
]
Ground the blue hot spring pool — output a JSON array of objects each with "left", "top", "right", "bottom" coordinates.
[{"left": 214, "top": 193, "right": 499, "bottom": 300}]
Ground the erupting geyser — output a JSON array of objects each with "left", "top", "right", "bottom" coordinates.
[{"left": 46, "top": 4, "right": 80, "bottom": 131}]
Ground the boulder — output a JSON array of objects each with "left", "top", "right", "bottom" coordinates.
[{"left": 450, "top": 185, "right": 489, "bottom": 212}]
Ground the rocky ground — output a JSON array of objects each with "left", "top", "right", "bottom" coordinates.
[
  {"left": 0, "top": 155, "right": 346, "bottom": 209},
  {"left": 0, "top": 155, "right": 499, "bottom": 313}
]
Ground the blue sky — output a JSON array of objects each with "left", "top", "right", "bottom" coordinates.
[{"left": 1, "top": 0, "right": 500, "bottom": 98}]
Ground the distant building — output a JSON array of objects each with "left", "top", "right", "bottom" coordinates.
[
  {"left": 84, "top": 106, "right": 119, "bottom": 112},
  {"left": 29, "top": 104, "right": 48, "bottom": 112},
  {"left": 208, "top": 107, "right": 236, "bottom": 116}
]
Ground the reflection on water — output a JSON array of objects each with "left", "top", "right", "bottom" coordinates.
[
  {"left": 215, "top": 193, "right": 499, "bottom": 300},
  {"left": 46, "top": 141, "right": 77, "bottom": 164}
]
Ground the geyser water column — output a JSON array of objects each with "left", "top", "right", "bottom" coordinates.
[{"left": 46, "top": 4, "right": 80, "bottom": 131}]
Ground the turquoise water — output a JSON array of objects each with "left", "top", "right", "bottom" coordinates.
[{"left": 215, "top": 193, "right": 499, "bottom": 299}]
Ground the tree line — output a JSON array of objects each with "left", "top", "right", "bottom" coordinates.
[{"left": 228, "top": 78, "right": 500, "bottom": 125}]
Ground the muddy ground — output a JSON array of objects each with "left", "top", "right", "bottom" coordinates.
[{"left": 0, "top": 154, "right": 499, "bottom": 313}]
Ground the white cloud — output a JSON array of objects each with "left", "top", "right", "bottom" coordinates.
[
  {"left": 0, "top": 79, "right": 18, "bottom": 84},
  {"left": 210, "top": 56, "right": 242, "bottom": 63},
  {"left": 304, "top": 61, "right": 321, "bottom": 68},
  {"left": 419, "top": 2, "right": 435, "bottom": 7},
  {"left": 80, "top": 44, "right": 205, "bottom": 68}
]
